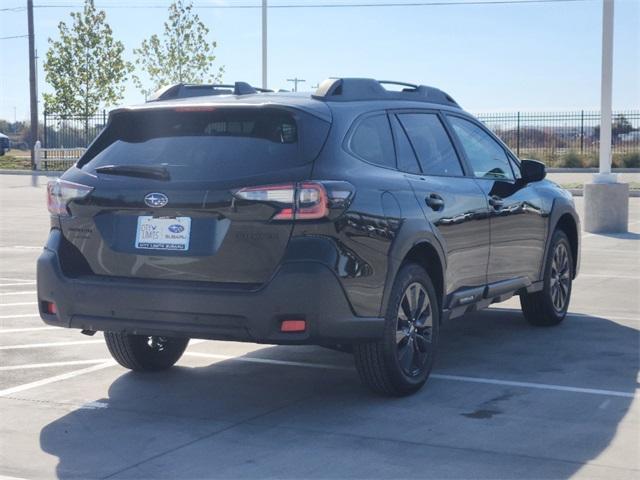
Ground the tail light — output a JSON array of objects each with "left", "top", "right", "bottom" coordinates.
[
  {"left": 234, "top": 181, "right": 351, "bottom": 221},
  {"left": 47, "top": 179, "right": 93, "bottom": 216}
]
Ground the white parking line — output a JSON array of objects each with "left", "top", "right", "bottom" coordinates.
[
  {"left": 0, "top": 346, "right": 634, "bottom": 398},
  {"left": 0, "top": 362, "right": 115, "bottom": 397},
  {"left": 0, "top": 302, "right": 37, "bottom": 307},
  {"left": 0, "top": 314, "right": 40, "bottom": 319},
  {"left": 0, "top": 359, "right": 110, "bottom": 371},
  {"left": 489, "top": 308, "right": 639, "bottom": 323},
  {"left": 578, "top": 273, "right": 640, "bottom": 280},
  {"left": 0, "top": 291, "right": 36, "bottom": 296},
  {"left": 185, "top": 351, "right": 351, "bottom": 370},
  {"left": 0, "top": 474, "right": 30, "bottom": 480},
  {"left": 0, "top": 327, "right": 57, "bottom": 334},
  {"left": 429, "top": 374, "right": 636, "bottom": 398},
  {"left": 183, "top": 352, "right": 636, "bottom": 398},
  {"left": 0, "top": 340, "right": 103, "bottom": 350}
]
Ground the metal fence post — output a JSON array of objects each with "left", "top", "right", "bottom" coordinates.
[
  {"left": 103, "top": 110, "right": 106, "bottom": 125},
  {"left": 580, "top": 110, "right": 584, "bottom": 154},
  {"left": 43, "top": 111, "right": 47, "bottom": 148},
  {"left": 516, "top": 112, "right": 521, "bottom": 156}
]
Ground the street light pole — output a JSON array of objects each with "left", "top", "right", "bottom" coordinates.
[
  {"left": 261, "top": 0, "right": 267, "bottom": 90},
  {"left": 597, "top": 0, "right": 615, "bottom": 182},
  {"left": 584, "top": 0, "right": 628, "bottom": 233}
]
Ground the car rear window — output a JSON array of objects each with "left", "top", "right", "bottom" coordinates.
[{"left": 78, "top": 107, "right": 330, "bottom": 181}]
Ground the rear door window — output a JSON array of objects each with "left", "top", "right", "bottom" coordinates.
[
  {"left": 389, "top": 115, "right": 421, "bottom": 174},
  {"left": 79, "top": 108, "right": 330, "bottom": 181},
  {"left": 396, "top": 113, "right": 464, "bottom": 177},
  {"left": 349, "top": 114, "right": 396, "bottom": 169}
]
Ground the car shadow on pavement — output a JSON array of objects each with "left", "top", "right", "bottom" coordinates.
[{"left": 39, "top": 309, "right": 639, "bottom": 479}]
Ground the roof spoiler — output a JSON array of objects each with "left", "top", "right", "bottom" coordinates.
[
  {"left": 147, "top": 82, "right": 273, "bottom": 102},
  {"left": 312, "top": 78, "right": 460, "bottom": 108}
]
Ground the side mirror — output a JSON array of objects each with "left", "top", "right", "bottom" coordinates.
[{"left": 520, "top": 159, "right": 546, "bottom": 183}]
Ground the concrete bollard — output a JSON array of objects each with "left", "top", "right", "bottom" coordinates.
[{"left": 583, "top": 182, "right": 629, "bottom": 233}]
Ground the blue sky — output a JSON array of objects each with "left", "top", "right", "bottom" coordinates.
[{"left": 0, "top": 0, "right": 638, "bottom": 121}]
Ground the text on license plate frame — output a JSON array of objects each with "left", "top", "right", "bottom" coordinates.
[{"left": 135, "top": 216, "right": 192, "bottom": 251}]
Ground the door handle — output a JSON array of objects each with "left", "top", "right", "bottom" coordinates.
[
  {"left": 488, "top": 195, "right": 504, "bottom": 208},
  {"left": 426, "top": 193, "right": 445, "bottom": 211}
]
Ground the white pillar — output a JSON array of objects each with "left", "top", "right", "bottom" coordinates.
[
  {"left": 584, "top": 0, "right": 628, "bottom": 233},
  {"left": 594, "top": 0, "right": 616, "bottom": 184},
  {"left": 34, "top": 140, "right": 42, "bottom": 170},
  {"left": 261, "top": 0, "right": 267, "bottom": 90}
]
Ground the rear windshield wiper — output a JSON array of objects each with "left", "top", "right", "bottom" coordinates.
[{"left": 94, "top": 165, "right": 170, "bottom": 181}]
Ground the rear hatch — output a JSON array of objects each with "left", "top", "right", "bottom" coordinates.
[{"left": 55, "top": 105, "right": 331, "bottom": 285}]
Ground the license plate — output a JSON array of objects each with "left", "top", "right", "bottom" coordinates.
[{"left": 135, "top": 216, "right": 191, "bottom": 251}]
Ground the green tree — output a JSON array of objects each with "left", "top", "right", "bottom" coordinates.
[
  {"left": 613, "top": 114, "right": 634, "bottom": 135},
  {"left": 133, "top": 0, "right": 224, "bottom": 98},
  {"left": 43, "top": 0, "right": 131, "bottom": 118},
  {"left": 594, "top": 114, "right": 636, "bottom": 139}
]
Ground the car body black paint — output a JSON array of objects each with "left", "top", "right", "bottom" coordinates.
[{"left": 37, "top": 88, "right": 580, "bottom": 345}]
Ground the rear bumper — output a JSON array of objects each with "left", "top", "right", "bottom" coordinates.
[{"left": 37, "top": 230, "right": 384, "bottom": 345}]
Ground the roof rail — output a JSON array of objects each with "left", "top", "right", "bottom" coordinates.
[
  {"left": 312, "top": 78, "right": 460, "bottom": 108},
  {"left": 147, "top": 82, "right": 273, "bottom": 102}
]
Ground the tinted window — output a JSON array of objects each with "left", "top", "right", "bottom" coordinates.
[
  {"left": 390, "top": 115, "right": 421, "bottom": 174},
  {"left": 447, "top": 116, "right": 514, "bottom": 180},
  {"left": 397, "top": 113, "right": 463, "bottom": 176},
  {"left": 350, "top": 114, "right": 396, "bottom": 169},
  {"left": 79, "top": 108, "right": 330, "bottom": 182}
]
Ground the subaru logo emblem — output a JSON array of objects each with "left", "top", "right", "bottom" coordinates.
[
  {"left": 144, "top": 193, "right": 168, "bottom": 208},
  {"left": 168, "top": 224, "right": 184, "bottom": 233}
]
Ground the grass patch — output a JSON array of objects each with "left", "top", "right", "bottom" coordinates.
[{"left": 0, "top": 154, "right": 32, "bottom": 170}]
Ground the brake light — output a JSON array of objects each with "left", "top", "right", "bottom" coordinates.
[
  {"left": 234, "top": 182, "right": 330, "bottom": 221},
  {"left": 47, "top": 179, "right": 93, "bottom": 216}
]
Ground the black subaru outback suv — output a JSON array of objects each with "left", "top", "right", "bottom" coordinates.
[{"left": 38, "top": 78, "right": 580, "bottom": 396}]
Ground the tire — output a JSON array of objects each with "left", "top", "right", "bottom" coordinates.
[
  {"left": 104, "top": 332, "right": 189, "bottom": 371},
  {"left": 520, "top": 230, "right": 573, "bottom": 327},
  {"left": 354, "top": 263, "right": 440, "bottom": 396}
]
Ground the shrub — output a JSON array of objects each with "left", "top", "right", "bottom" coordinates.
[
  {"left": 620, "top": 152, "right": 640, "bottom": 168},
  {"left": 558, "top": 151, "right": 583, "bottom": 168},
  {"left": 581, "top": 153, "right": 599, "bottom": 168}
]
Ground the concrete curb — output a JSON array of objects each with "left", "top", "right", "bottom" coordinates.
[
  {"left": 547, "top": 168, "right": 640, "bottom": 173},
  {"left": 569, "top": 189, "right": 640, "bottom": 197},
  {"left": 0, "top": 169, "right": 61, "bottom": 176}
]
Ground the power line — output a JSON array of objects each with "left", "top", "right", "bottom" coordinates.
[
  {"left": 26, "top": 0, "right": 590, "bottom": 10},
  {"left": 0, "top": 34, "right": 29, "bottom": 40}
]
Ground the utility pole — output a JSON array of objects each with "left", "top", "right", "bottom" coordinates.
[
  {"left": 287, "top": 78, "right": 306, "bottom": 92},
  {"left": 27, "top": 0, "right": 38, "bottom": 170},
  {"left": 261, "top": 0, "right": 267, "bottom": 89}
]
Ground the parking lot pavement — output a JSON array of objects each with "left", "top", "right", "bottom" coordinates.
[{"left": 0, "top": 173, "right": 638, "bottom": 479}]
